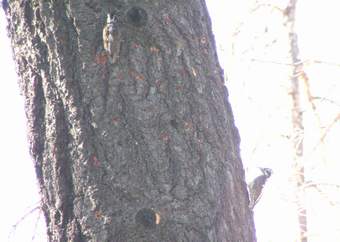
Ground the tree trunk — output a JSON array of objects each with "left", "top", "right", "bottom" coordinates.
[
  {"left": 285, "top": 1, "right": 308, "bottom": 241},
  {"left": 6, "top": 0, "right": 255, "bottom": 241}
]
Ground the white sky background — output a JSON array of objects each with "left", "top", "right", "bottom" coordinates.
[{"left": 1, "top": 1, "right": 340, "bottom": 241}]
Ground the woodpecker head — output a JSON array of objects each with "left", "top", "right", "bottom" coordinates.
[
  {"left": 259, "top": 167, "right": 272, "bottom": 178},
  {"left": 107, "top": 13, "right": 117, "bottom": 25}
]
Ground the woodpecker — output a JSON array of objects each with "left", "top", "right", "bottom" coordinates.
[
  {"left": 103, "top": 13, "right": 121, "bottom": 64},
  {"left": 248, "top": 167, "right": 272, "bottom": 209}
]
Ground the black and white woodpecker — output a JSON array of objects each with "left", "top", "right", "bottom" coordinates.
[
  {"left": 247, "top": 167, "right": 272, "bottom": 209},
  {"left": 103, "top": 13, "right": 121, "bottom": 64}
]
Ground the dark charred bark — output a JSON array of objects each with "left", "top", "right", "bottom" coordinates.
[{"left": 6, "top": 0, "right": 255, "bottom": 241}]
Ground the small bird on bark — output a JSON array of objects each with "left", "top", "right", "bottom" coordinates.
[
  {"left": 248, "top": 167, "right": 272, "bottom": 209},
  {"left": 103, "top": 13, "right": 121, "bottom": 64}
]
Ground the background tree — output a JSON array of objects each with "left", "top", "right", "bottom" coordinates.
[
  {"left": 5, "top": 0, "right": 255, "bottom": 241},
  {"left": 286, "top": 0, "right": 308, "bottom": 240}
]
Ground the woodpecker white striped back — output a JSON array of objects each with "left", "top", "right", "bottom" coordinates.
[
  {"left": 103, "top": 13, "right": 121, "bottom": 64},
  {"left": 248, "top": 168, "right": 272, "bottom": 209}
]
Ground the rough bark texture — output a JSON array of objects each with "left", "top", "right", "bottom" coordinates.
[{"left": 6, "top": 0, "right": 255, "bottom": 241}]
